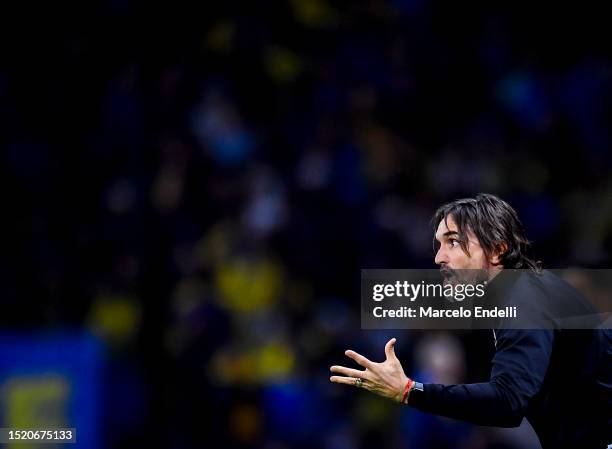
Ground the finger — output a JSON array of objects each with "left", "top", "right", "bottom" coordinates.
[
  {"left": 330, "top": 376, "right": 362, "bottom": 386},
  {"left": 345, "top": 350, "right": 374, "bottom": 369},
  {"left": 384, "top": 337, "right": 397, "bottom": 360},
  {"left": 330, "top": 365, "right": 370, "bottom": 379}
]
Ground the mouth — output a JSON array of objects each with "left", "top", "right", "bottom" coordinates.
[{"left": 439, "top": 266, "right": 454, "bottom": 279}]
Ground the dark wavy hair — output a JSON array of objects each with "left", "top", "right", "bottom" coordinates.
[{"left": 432, "top": 193, "right": 542, "bottom": 272}]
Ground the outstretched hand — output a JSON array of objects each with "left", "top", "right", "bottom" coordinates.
[{"left": 329, "top": 338, "right": 411, "bottom": 403}]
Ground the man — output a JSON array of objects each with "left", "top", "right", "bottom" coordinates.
[{"left": 330, "top": 193, "right": 611, "bottom": 449}]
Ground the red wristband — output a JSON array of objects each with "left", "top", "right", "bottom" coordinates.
[{"left": 401, "top": 378, "right": 414, "bottom": 404}]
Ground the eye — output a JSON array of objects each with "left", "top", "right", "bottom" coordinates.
[{"left": 449, "top": 239, "right": 460, "bottom": 248}]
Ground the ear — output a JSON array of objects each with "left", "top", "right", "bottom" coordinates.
[{"left": 490, "top": 242, "right": 508, "bottom": 266}]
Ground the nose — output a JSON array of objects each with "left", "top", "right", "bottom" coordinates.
[{"left": 435, "top": 246, "right": 448, "bottom": 266}]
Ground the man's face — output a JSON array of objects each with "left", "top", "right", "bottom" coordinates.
[{"left": 434, "top": 215, "right": 491, "bottom": 284}]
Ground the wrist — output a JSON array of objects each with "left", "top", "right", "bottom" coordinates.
[
  {"left": 400, "top": 377, "right": 414, "bottom": 404},
  {"left": 405, "top": 381, "right": 424, "bottom": 405}
]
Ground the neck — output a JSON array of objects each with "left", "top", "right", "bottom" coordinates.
[{"left": 486, "top": 265, "right": 504, "bottom": 282}]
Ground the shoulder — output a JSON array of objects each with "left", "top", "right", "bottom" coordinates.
[
  {"left": 510, "top": 269, "right": 583, "bottom": 301},
  {"left": 506, "top": 269, "right": 598, "bottom": 326},
  {"left": 505, "top": 270, "right": 549, "bottom": 303}
]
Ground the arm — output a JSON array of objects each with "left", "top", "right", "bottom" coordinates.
[
  {"left": 409, "top": 329, "right": 554, "bottom": 427},
  {"left": 330, "top": 330, "right": 554, "bottom": 427}
]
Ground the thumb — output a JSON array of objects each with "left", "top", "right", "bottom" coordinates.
[{"left": 384, "top": 337, "right": 397, "bottom": 360}]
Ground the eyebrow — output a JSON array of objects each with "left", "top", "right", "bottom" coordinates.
[{"left": 435, "top": 230, "right": 459, "bottom": 242}]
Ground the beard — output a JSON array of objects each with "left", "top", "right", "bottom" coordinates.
[{"left": 440, "top": 266, "right": 488, "bottom": 286}]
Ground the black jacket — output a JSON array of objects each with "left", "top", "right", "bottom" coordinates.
[{"left": 409, "top": 269, "right": 612, "bottom": 449}]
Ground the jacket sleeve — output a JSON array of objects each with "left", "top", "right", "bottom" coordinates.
[{"left": 408, "top": 329, "right": 554, "bottom": 427}]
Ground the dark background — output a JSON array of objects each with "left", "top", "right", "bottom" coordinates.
[{"left": 1, "top": 1, "right": 612, "bottom": 448}]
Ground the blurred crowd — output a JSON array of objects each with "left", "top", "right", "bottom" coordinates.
[{"left": 2, "top": 1, "right": 612, "bottom": 448}]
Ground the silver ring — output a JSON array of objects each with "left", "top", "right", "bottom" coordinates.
[{"left": 355, "top": 378, "right": 363, "bottom": 388}]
